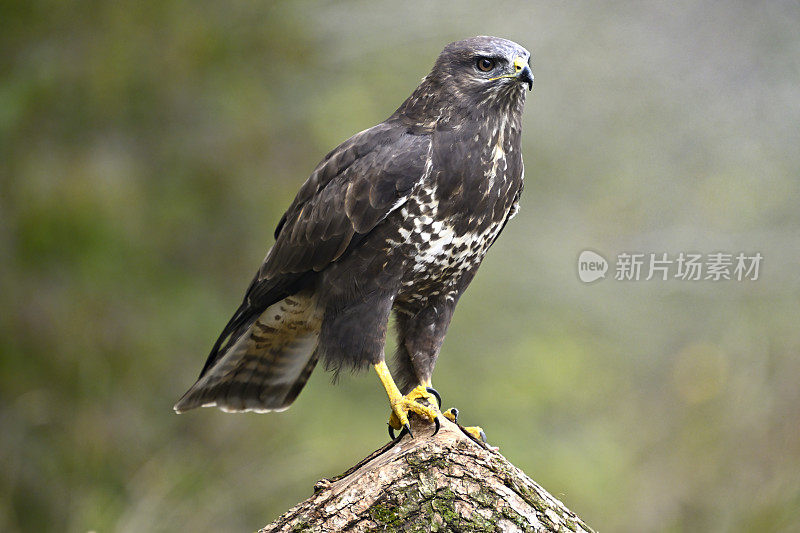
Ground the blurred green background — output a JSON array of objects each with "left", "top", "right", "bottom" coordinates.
[{"left": 2, "top": 1, "right": 799, "bottom": 531}]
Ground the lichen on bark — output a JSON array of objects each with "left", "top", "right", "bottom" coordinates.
[{"left": 261, "top": 417, "right": 594, "bottom": 532}]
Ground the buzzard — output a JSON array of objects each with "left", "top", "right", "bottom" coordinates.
[{"left": 175, "top": 36, "right": 533, "bottom": 439}]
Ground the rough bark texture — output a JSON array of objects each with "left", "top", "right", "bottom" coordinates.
[{"left": 261, "top": 416, "right": 594, "bottom": 532}]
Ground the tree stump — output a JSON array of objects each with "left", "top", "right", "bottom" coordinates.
[{"left": 260, "top": 415, "right": 594, "bottom": 532}]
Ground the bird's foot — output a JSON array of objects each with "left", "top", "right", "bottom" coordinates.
[
  {"left": 442, "top": 407, "right": 487, "bottom": 443},
  {"left": 387, "top": 385, "right": 441, "bottom": 440}
]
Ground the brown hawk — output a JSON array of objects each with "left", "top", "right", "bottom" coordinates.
[{"left": 175, "top": 36, "right": 533, "bottom": 439}]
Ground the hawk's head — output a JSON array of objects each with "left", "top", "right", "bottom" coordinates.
[
  {"left": 396, "top": 36, "right": 532, "bottom": 127},
  {"left": 434, "top": 36, "right": 533, "bottom": 95}
]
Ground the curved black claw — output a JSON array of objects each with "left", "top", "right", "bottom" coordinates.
[
  {"left": 388, "top": 423, "right": 413, "bottom": 440},
  {"left": 386, "top": 421, "right": 412, "bottom": 440},
  {"left": 426, "top": 387, "right": 442, "bottom": 408},
  {"left": 432, "top": 416, "right": 441, "bottom": 436}
]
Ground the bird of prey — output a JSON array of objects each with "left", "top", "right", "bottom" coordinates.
[{"left": 175, "top": 36, "right": 533, "bottom": 439}]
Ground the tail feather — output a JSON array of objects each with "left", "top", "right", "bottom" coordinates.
[
  {"left": 174, "top": 292, "right": 322, "bottom": 413},
  {"left": 278, "top": 349, "right": 320, "bottom": 407}
]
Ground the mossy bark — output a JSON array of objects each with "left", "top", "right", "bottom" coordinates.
[{"left": 261, "top": 416, "right": 594, "bottom": 532}]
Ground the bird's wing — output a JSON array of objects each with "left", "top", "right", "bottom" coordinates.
[
  {"left": 197, "top": 121, "right": 431, "bottom": 378},
  {"left": 263, "top": 122, "right": 430, "bottom": 278}
]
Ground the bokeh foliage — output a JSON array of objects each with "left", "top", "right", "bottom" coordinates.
[{"left": 2, "top": 1, "right": 799, "bottom": 531}]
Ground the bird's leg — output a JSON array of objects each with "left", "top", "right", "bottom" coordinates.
[{"left": 373, "top": 362, "right": 440, "bottom": 438}]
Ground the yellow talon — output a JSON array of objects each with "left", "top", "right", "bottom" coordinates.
[
  {"left": 442, "top": 407, "right": 459, "bottom": 423},
  {"left": 374, "top": 363, "right": 439, "bottom": 435},
  {"left": 441, "top": 407, "right": 487, "bottom": 443},
  {"left": 463, "top": 426, "right": 487, "bottom": 443},
  {"left": 387, "top": 385, "right": 439, "bottom": 429}
]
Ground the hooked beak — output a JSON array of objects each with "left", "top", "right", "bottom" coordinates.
[{"left": 513, "top": 56, "right": 534, "bottom": 91}]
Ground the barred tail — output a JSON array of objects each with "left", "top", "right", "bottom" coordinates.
[{"left": 174, "top": 293, "right": 322, "bottom": 413}]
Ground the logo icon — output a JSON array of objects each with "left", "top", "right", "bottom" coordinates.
[{"left": 578, "top": 250, "right": 608, "bottom": 283}]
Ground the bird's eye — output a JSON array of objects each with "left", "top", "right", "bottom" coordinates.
[{"left": 476, "top": 57, "right": 495, "bottom": 72}]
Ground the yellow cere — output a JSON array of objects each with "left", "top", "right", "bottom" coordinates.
[{"left": 489, "top": 56, "right": 528, "bottom": 82}]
